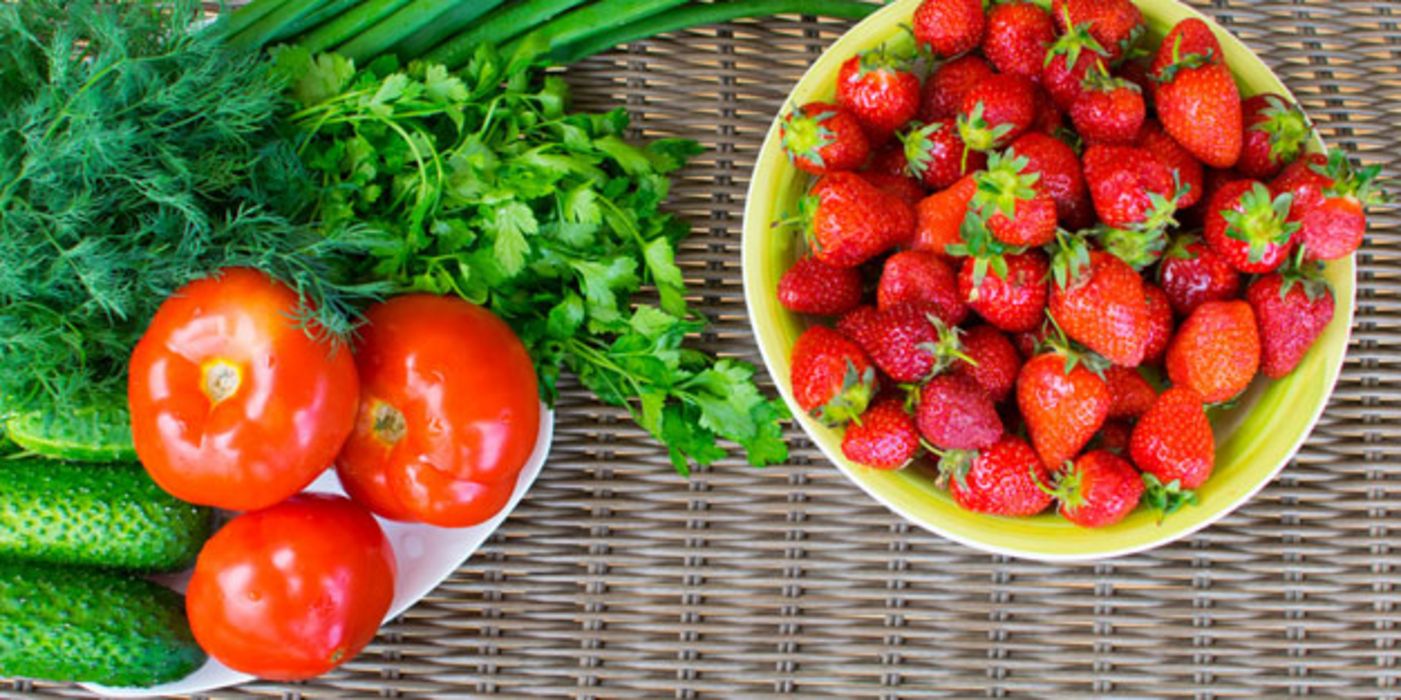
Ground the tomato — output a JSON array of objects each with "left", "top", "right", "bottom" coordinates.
[
  {"left": 186, "top": 494, "right": 396, "bottom": 680},
  {"left": 128, "top": 268, "right": 359, "bottom": 511},
  {"left": 336, "top": 294, "right": 540, "bottom": 527}
]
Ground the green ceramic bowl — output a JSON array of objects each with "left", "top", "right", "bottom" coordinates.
[{"left": 742, "top": 0, "right": 1355, "bottom": 561}]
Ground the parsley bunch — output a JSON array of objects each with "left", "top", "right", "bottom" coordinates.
[{"left": 276, "top": 45, "right": 789, "bottom": 472}]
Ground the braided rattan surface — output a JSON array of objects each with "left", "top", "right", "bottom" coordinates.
[{"left": 5, "top": 1, "right": 1400, "bottom": 697}]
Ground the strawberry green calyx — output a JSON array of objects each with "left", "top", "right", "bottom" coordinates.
[
  {"left": 1142, "top": 473, "right": 1198, "bottom": 522},
  {"left": 813, "top": 359, "right": 877, "bottom": 426},
  {"left": 855, "top": 43, "right": 915, "bottom": 78},
  {"left": 1048, "top": 229, "right": 1092, "bottom": 289},
  {"left": 1046, "top": 11, "right": 1110, "bottom": 69},
  {"left": 935, "top": 447, "right": 978, "bottom": 491},
  {"left": 1044, "top": 312, "right": 1111, "bottom": 377},
  {"left": 1030, "top": 459, "right": 1081, "bottom": 502},
  {"left": 781, "top": 107, "right": 838, "bottom": 168},
  {"left": 772, "top": 194, "right": 821, "bottom": 250},
  {"left": 1152, "top": 34, "right": 1215, "bottom": 84},
  {"left": 900, "top": 121, "right": 946, "bottom": 179},
  {"left": 946, "top": 214, "right": 1021, "bottom": 291},
  {"left": 916, "top": 316, "right": 977, "bottom": 375},
  {"left": 1279, "top": 246, "right": 1332, "bottom": 302},
  {"left": 1317, "top": 148, "right": 1388, "bottom": 207},
  {"left": 1253, "top": 95, "right": 1311, "bottom": 166},
  {"left": 1096, "top": 225, "right": 1166, "bottom": 271},
  {"left": 972, "top": 150, "right": 1041, "bottom": 221},
  {"left": 957, "top": 101, "right": 1015, "bottom": 154},
  {"left": 1080, "top": 64, "right": 1139, "bottom": 95},
  {"left": 1221, "top": 182, "right": 1300, "bottom": 264}
]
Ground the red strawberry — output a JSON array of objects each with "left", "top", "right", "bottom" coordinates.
[
  {"left": 1130, "top": 386, "right": 1214, "bottom": 489},
  {"left": 1118, "top": 57, "right": 1156, "bottom": 107},
  {"left": 856, "top": 304, "right": 943, "bottom": 383},
  {"left": 1049, "top": 243, "right": 1150, "bottom": 367},
  {"left": 984, "top": 1, "right": 1056, "bottom": 81},
  {"left": 1270, "top": 153, "right": 1331, "bottom": 220},
  {"left": 1166, "top": 300, "right": 1261, "bottom": 404},
  {"left": 842, "top": 397, "right": 920, "bottom": 469},
  {"left": 1238, "top": 93, "right": 1310, "bottom": 180},
  {"left": 877, "top": 251, "right": 968, "bottom": 326},
  {"left": 901, "top": 119, "right": 986, "bottom": 190},
  {"left": 972, "top": 150, "right": 1059, "bottom": 247},
  {"left": 1010, "top": 132, "right": 1093, "bottom": 229},
  {"left": 1044, "top": 450, "right": 1145, "bottom": 527},
  {"left": 1141, "top": 284, "right": 1173, "bottom": 363},
  {"left": 942, "top": 436, "right": 1053, "bottom": 516},
  {"left": 836, "top": 305, "right": 879, "bottom": 348},
  {"left": 951, "top": 234, "right": 1050, "bottom": 333},
  {"left": 950, "top": 325, "right": 1022, "bottom": 403},
  {"left": 1183, "top": 166, "right": 1246, "bottom": 228},
  {"left": 790, "top": 326, "right": 877, "bottom": 425},
  {"left": 958, "top": 74, "right": 1037, "bottom": 153},
  {"left": 867, "top": 143, "right": 910, "bottom": 177},
  {"left": 862, "top": 172, "right": 926, "bottom": 208},
  {"left": 1204, "top": 179, "right": 1299, "bottom": 274},
  {"left": 912, "top": 175, "right": 977, "bottom": 256},
  {"left": 1082, "top": 144, "right": 1181, "bottom": 230},
  {"left": 781, "top": 102, "right": 870, "bottom": 175},
  {"left": 1158, "top": 235, "right": 1241, "bottom": 316},
  {"left": 919, "top": 55, "right": 996, "bottom": 121},
  {"left": 777, "top": 257, "right": 864, "bottom": 316},
  {"left": 917, "top": 374, "right": 1004, "bottom": 450},
  {"left": 1042, "top": 21, "right": 1110, "bottom": 111},
  {"left": 1013, "top": 324, "right": 1050, "bottom": 358},
  {"left": 1246, "top": 268, "right": 1336, "bottom": 379},
  {"left": 1279, "top": 149, "right": 1384, "bottom": 261},
  {"left": 806, "top": 172, "right": 916, "bottom": 268},
  {"left": 1093, "top": 419, "right": 1133, "bottom": 455},
  {"left": 1149, "top": 18, "right": 1221, "bottom": 77},
  {"left": 1070, "top": 70, "right": 1146, "bottom": 145},
  {"left": 1135, "top": 119, "right": 1205, "bottom": 209},
  {"left": 1105, "top": 365, "right": 1155, "bottom": 418},
  {"left": 1017, "top": 348, "right": 1111, "bottom": 468},
  {"left": 1030, "top": 85, "right": 1067, "bottom": 136},
  {"left": 837, "top": 49, "right": 922, "bottom": 143},
  {"left": 914, "top": 0, "right": 986, "bottom": 59},
  {"left": 1052, "top": 0, "right": 1146, "bottom": 63},
  {"left": 1153, "top": 20, "right": 1243, "bottom": 169}
]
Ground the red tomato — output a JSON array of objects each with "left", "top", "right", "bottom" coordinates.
[
  {"left": 337, "top": 295, "right": 540, "bottom": 528},
  {"left": 128, "top": 268, "right": 359, "bottom": 511},
  {"left": 186, "top": 494, "right": 396, "bottom": 680}
]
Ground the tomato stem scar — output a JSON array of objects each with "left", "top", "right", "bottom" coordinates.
[
  {"left": 201, "top": 360, "right": 243, "bottom": 405},
  {"left": 371, "top": 401, "right": 407, "bottom": 445}
]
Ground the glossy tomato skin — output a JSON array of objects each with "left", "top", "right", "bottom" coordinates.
[
  {"left": 337, "top": 295, "right": 540, "bottom": 527},
  {"left": 186, "top": 494, "right": 396, "bottom": 681},
  {"left": 128, "top": 268, "right": 359, "bottom": 511}
]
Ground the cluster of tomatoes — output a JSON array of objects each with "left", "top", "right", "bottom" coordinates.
[{"left": 127, "top": 268, "right": 541, "bottom": 679}]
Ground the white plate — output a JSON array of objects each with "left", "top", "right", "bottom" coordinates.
[{"left": 84, "top": 406, "right": 555, "bottom": 697}]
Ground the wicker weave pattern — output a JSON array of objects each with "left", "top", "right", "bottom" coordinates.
[{"left": 6, "top": 1, "right": 1400, "bottom": 697}]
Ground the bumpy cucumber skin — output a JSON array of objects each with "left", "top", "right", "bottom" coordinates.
[
  {"left": 0, "top": 460, "right": 212, "bottom": 572},
  {"left": 0, "top": 562, "right": 205, "bottom": 687},
  {"left": 5, "top": 395, "right": 137, "bottom": 462}
]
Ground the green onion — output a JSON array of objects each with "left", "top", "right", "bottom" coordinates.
[
  {"left": 502, "top": 0, "right": 689, "bottom": 61},
  {"left": 337, "top": 0, "right": 457, "bottom": 63},
  {"left": 425, "top": 0, "right": 592, "bottom": 69},
  {"left": 299, "top": 0, "right": 413, "bottom": 54},
  {"left": 391, "top": 0, "right": 507, "bottom": 60},
  {"left": 226, "top": 0, "right": 333, "bottom": 51},
  {"left": 209, "top": 0, "right": 290, "bottom": 40},
  {"left": 269, "top": 0, "right": 364, "bottom": 45}
]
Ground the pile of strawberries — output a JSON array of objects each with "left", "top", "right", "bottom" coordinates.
[{"left": 777, "top": 0, "right": 1384, "bottom": 527}]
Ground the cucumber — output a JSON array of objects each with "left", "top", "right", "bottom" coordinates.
[
  {"left": 5, "top": 392, "right": 136, "bottom": 462},
  {"left": 0, "top": 460, "right": 211, "bottom": 572},
  {"left": 0, "top": 562, "right": 205, "bottom": 687}
]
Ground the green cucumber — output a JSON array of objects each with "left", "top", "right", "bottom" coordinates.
[
  {"left": 5, "top": 392, "right": 135, "bottom": 462},
  {"left": 0, "top": 562, "right": 204, "bottom": 687},
  {"left": 0, "top": 460, "right": 212, "bottom": 572}
]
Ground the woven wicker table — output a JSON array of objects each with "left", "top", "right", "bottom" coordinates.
[{"left": 7, "top": 1, "right": 1400, "bottom": 697}]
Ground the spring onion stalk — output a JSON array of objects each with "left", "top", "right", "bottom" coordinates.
[
  {"left": 502, "top": 0, "right": 689, "bottom": 62},
  {"left": 391, "top": 0, "right": 507, "bottom": 60},
  {"left": 425, "top": 0, "right": 592, "bottom": 69},
  {"left": 299, "top": 0, "right": 413, "bottom": 54},
  {"left": 226, "top": 0, "right": 333, "bottom": 51},
  {"left": 336, "top": 0, "right": 457, "bottom": 63},
  {"left": 208, "top": 0, "right": 291, "bottom": 39},
  {"left": 269, "top": 0, "right": 364, "bottom": 45}
]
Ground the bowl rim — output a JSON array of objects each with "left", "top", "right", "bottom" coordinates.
[{"left": 741, "top": 0, "right": 1356, "bottom": 562}]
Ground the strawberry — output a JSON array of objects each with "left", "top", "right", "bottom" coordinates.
[
  {"left": 1042, "top": 20, "right": 1110, "bottom": 111},
  {"left": 1070, "top": 69, "right": 1146, "bottom": 145},
  {"left": 1010, "top": 132, "right": 1093, "bottom": 229},
  {"left": 1093, "top": 419, "right": 1133, "bottom": 455},
  {"left": 917, "top": 374, "right": 1004, "bottom": 450},
  {"left": 1246, "top": 266, "right": 1336, "bottom": 379},
  {"left": 1238, "top": 93, "right": 1310, "bottom": 180},
  {"left": 1135, "top": 119, "right": 1205, "bottom": 209},
  {"left": 837, "top": 49, "right": 922, "bottom": 143},
  {"left": 1013, "top": 324, "right": 1050, "bottom": 358},
  {"left": 777, "top": 256, "right": 864, "bottom": 316},
  {"left": 1017, "top": 347, "right": 1111, "bottom": 469},
  {"left": 950, "top": 231, "right": 1050, "bottom": 333},
  {"left": 877, "top": 251, "right": 968, "bottom": 326},
  {"left": 790, "top": 326, "right": 877, "bottom": 425},
  {"left": 862, "top": 172, "right": 926, "bottom": 208},
  {"left": 1052, "top": 0, "right": 1145, "bottom": 64},
  {"left": 1158, "top": 235, "right": 1241, "bottom": 316},
  {"left": 912, "top": 175, "right": 978, "bottom": 256},
  {"left": 1203, "top": 179, "right": 1299, "bottom": 274},
  {"left": 1166, "top": 300, "right": 1261, "bottom": 404},
  {"left": 781, "top": 102, "right": 870, "bottom": 175},
  {"left": 984, "top": 1, "right": 1056, "bottom": 81},
  {"left": 1117, "top": 57, "right": 1156, "bottom": 107},
  {"left": 1042, "top": 450, "right": 1145, "bottom": 527},
  {"left": 836, "top": 305, "right": 880, "bottom": 348},
  {"left": 1149, "top": 18, "right": 1220, "bottom": 77},
  {"left": 950, "top": 325, "right": 1023, "bottom": 403},
  {"left": 971, "top": 150, "right": 1059, "bottom": 247},
  {"left": 1030, "top": 85, "right": 1067, "bottom": 136},
  {"left": 958, "top": 74, "right": 1038, "bottom": 153},
  {"left": 1278, "top": 149, "right": 1385, "bottom": 261},
  {"left": 1095, "top": 225, "right": 1167, "bottom": 272},
  {"left": 1269, "top": 153, "right": 1331, "bottom": 220},
  {"left": 901, "top": 119, "right": 986, "bottom": 190},
  {"left": 842, "top": 397, "right": 920, "bottom": 470},
  {"left": 942, "top": 436, "right": 1053, "bottom": 516},
  {"left": 919, "top": 55, "right": 995, "bottom": 121},
  {"left": 1183, "top": 166, "right": 1246, "bottom": 228},
  {"left": 1049, "top": 241, "right": 1150, "bottom": 367},
  {"left": 1153, "top": 20, "right": 1242, "bottom": 169},
  {"left": 914, "top": 0, "right": 986, "bottom": 59},
  {"left": 867, "top": 143, "right": 911, "bottom": 177},
  {"left": 1105, "top": 365, "right": 1155, "bottom": 418},
  {"left": 855, "top": 304, "right": 944, "bottom": 383},
  {"left": 806, "top": 172, "right": 916, "bottom": 268},
  {"left": 1082, "top": 144, "right": 1180, "bottom": 230},
  {"left": 1141, "top": 284, "right": 1173, "bottom": 363},
  {"left": 1130, "top": 386, "right": 1214, "bottom": 489}
]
